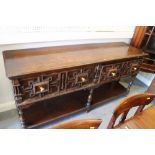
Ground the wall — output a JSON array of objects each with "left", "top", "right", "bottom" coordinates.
[
  {"left": 0, "top": 26, "right": 135, "bottom": 45},
  {"left": 0, "top": 38, "right": 132, "bottom": 112}
]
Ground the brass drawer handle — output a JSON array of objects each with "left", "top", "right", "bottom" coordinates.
[
  {"left": 111, "top": 72, "right": 116, "bottom": 77},
  {"left": 33, "top": 81, "right": 49, "bottom": 95},
  {"left": 133, "top": 67, "right": 137, "bottom": 71},
  {"left": 81, "top": 77, "right": 86, "bottom": 82},
  {"left": 39, "top": 86, "right": 45, "bottom": 92}
]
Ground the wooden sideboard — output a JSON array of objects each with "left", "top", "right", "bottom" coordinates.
[{"left": 3, "top": 42, "right": 147, "bottom": 128}]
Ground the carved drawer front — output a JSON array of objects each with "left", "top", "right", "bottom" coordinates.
[
  {"left": 13, "top": 73, "right": 61, "bottom": 103},
  {"left": 99, "top": 63, "right": 122, "bottom": 83},
  {"left": 120, "top": 59, "right": 142, "bottom": 77},
  {"left": 130, "top": 59, "right": 142, "bottom": 75},
  {"left": 121, "top": 61, "right": 132, "bottom": 77},
  {"left": 66, "top": 66, "right": 96, "bottom": 90}
]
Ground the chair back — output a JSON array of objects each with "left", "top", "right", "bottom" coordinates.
[
  {"left": 107, "top": 93, "right": 155, "bottom": 129},
  {"left": 52, "top": 119, "right": 102, "bottom": 129}
]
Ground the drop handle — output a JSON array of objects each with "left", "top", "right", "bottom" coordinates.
[
  {"left": 39, "top": 86, "right": 45, "bottom": 92},
  {"left": 133, "top": 67, "right": 137, "bottom": 71},
  {"left": 111, "top": 72, "right": 116, "bottom": 77},
  {"left": 81, "top": 77, "right": 86, "bottom": 82}
]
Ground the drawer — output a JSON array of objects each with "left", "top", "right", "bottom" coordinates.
[
  {"left": 121, "top": 59, "right": 142, "bottom": 77},
  {"left": 99, "top": 63, "right": 122, "bottom": 83},
  {"left": 130, "top": 59, "right": 142, "bottom": 75},
  {"left": 13, "top": 73, "right": 61, "bottom": 103},
  {"left": 12, "top": 65, "right": 96, "bottom": 104},
  {"left": 66, "top": 66, "right": 96, "bottom": 90}
]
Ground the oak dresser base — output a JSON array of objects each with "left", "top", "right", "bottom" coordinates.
[{"left": 2, "top": 42, "right": 147, "bottom": 128}]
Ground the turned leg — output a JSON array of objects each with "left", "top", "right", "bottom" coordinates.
[
  {"left": 86, "top": 88, "right": 94, "bottom": 112},
  {"left": 127, "top": 75, "right": 136, "bottom": 93},
  {"left": 17, "top": 106, "right": 26, "bottom": 128}
]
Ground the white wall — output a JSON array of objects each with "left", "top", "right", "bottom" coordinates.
[
  {"left": 0, "top": 38, "right": 132, "bottom": 112},
  {"left": 0, "top": 26, "right": 135, "bottom": 45}
]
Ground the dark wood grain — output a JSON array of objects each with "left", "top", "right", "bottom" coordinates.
[
  {"left": 3, "top": 42, "right": 147, "bottom": 78},
  {"left": 51, "top": 119, "right": 102, "bottom": 129},
  {"left": 115, "top": 105, "right": 155, "bottom": 129},
  {"left": 107, "top": 93, "right": 155, "bottom": 128}
]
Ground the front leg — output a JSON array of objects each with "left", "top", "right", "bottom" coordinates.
[
  {"left": 86, "top": 88, "right": 94, "bottom": 112},
  {"left": 17, "top": 107, "right": 26, "bottom": 128}
]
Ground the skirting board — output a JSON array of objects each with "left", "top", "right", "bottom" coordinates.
[{"left": 0, "top": 101, "right": 16, "bottom": 113}]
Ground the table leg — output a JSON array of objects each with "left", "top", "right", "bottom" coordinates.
[
  {"left": 17, "top": 108, "right": 26, "bottom": 128},
  {"left": 86, "top": 88, "right": 94, "bottom": 112},
  {"left": 127, "top": 75, "right": 136, "bottom": 93}
]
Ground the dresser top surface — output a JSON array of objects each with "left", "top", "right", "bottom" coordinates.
[{"left": 3, "top": 42, "right": 147, "bottom": 78}]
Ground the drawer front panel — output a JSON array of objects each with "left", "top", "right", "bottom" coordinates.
[
  {"left": 66, "top": 66, "right": 95, "bottom": 90},
  {"left": 99, "top": 63, "right": 122, "bottom": 83},
  {"left": 98, "top": 59, "right": 143, "bottom": 84},
  {"left": 14, "top": 73, "right": 61, "bottom": 103},
  {"left": 130, "top": 59, "right": 143, "bottom": 75}
]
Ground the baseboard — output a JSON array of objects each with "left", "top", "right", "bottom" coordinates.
[{"left": 0, "top": 101, "right": 16, "bottom": 113}]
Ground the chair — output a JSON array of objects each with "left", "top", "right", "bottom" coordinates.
[
  {"left": 107, "top": 93, "right": 155, "bottom": 129},
  {"left": 51, "top": 119, "right": 102, "bottom": 129}
]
